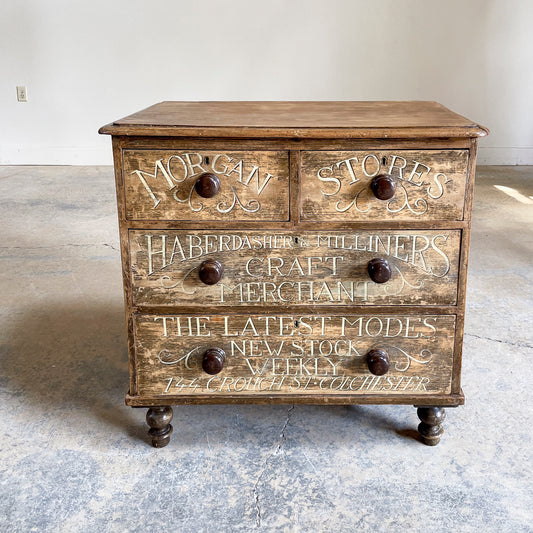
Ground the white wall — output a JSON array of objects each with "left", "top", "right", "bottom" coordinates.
[{"left": 1, "top": 0, "right": 532, "bottom": 165}]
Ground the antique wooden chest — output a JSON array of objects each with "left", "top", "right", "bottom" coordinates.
[{"left": 99, "top": 101, "right": 488, "bottom": 447}]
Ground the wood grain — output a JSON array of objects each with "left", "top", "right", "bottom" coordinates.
[
  {"left": 132, "top": 313, "right": 456, "bottom": 398},
  {"left": 116, "top": 136, "right": 473, "bottom": 151},
  {"left": 300, "top": 150, "right": 468, "bottom": 221},
  {"left": 111, "top": 137, "right": 138, "bottom": 395},
  {"left": 99, "top": 101, "right": 489, "bottom": 138},
  {"left": 122, "top": 149, "right": 289, "bottom": 221},
  {"left": 451, "top": 137, "right": 479, "bottom": 393},
  {"left": 125, "top": 392, "right": 465, "bottom": 407},
  {"left": 129, "top": 229, "right": 461, "bottom": 307}
]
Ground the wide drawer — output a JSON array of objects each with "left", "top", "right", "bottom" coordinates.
[
  {"left": 300, "top": 150, "right": 469, "bottom": 221},
  {"left": 122, "top": 149, "right": 289, "bottom": 221},
  {"left": 129, "top": 229, "right": 460, "bottom": 307},
  {"left": 132, "top": 313, "right": 456, "bottom": 397}
]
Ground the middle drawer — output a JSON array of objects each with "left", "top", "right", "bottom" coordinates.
[{"left": 129, "top": 230, "right": 460, "bottom": 307}]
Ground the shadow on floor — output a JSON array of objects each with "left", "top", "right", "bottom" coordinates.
[
  {"left": 0, "top": 303, "right": 141, "bottom": 436},
  {"left": 0, "top": 303, "right": 421, "bottom": 446}
]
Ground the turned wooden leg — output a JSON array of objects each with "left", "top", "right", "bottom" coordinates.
[
  {"left": 146, "top": 406, "right": 173, "bottom": 448},
  {"left": 416, "top": 406, "right": 445, "bottom": 446}
]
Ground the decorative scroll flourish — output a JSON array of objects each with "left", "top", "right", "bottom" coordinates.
[
  {"left": 386, "top": 183, "right": 428, "bottom": 216},
  {"left": 335, "top": 186, "right": 370, "bottom": 213},
  {"left": 173, "top": 184, "right": 204, "bottom": 212},
  {"left": 216, "top": 185, "right": 260, "bottom": 214},
  {"left": 383, "top": 346, "right": 434, "bottom": 372},
  {"left": 158, "top": 346, "right": 202, "bottom": 369},
  {"left": 383, "top": 266, "right": 424, "bottom": 296},
  {"left": 333, "top": 182, "right": 428, "bottom": 216},
  {"left": 160, "top": 266, "right": 198, "bottom": 293},
  {"left": 173, "top": 182, "right": 261, "bottom": 214}
]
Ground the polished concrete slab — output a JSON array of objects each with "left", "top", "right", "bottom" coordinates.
[{"left": 0, "top": 165, "right": 531, "bottom": 532}]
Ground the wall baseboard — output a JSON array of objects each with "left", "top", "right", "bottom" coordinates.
[
  {"left": 1, "top": 145, "right": 532, "bottom": 167},
  {"left": 0, "top": 144, "right": 114, "bottom": 166},
  {"left": 477, "top": 147, "right": 533, "bottom": 165}
]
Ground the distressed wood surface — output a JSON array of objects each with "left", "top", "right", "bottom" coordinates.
[
  {"left": 132, "top": 313, "right": 456, "bottom": 397},
  {"left": 451, "top": 137, "right": 479, "bottom": 393},
  {"left": 122, "top": 149, "right": 289, "bottom": 221},
  {"left": 126, "top": 393, "right": 465, "bottom": 407},
  {"left": 99, "top": 101, "right": 489, "bottom": 138},
  {"left": 129, "top": 229, "right": 461, "bottom": 307},
  {"left": 300, "top": 150, "right": 468, "bottom": 221},
  {"left": 99, "top": 101, "right": 487, "bottom": 414},
  {"left": 118, "top": 219, "right": 470, "bottom": 232},
  {"left": 117, "top": 136, "right": 473, "bottom": 151}
]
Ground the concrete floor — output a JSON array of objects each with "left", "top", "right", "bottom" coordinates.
[{"left": 0, "top": 165, "right": 531, "bottom": 532}]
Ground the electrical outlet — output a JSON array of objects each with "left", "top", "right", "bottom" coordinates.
[{"left": 17, "top": 86, "right": 27, "bottom": 102}]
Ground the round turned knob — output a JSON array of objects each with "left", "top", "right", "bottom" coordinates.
[
  {"left": 202, "top": 348, "right": 226, "bottom": 375},
  {"left": 194, "top": 172, "right": 221, "bottom": 198},
  {"left": 366, "top": 349, "right": 390, "bottom": 376},
  {"left": 199, "top": 259, "right": 224, "bottom": 285},
  {"left": 367, "top": 258, "right": 392, "bottom": 284},
  {"left": 370, "top": 174, "right": 396, "bottom": 200}
]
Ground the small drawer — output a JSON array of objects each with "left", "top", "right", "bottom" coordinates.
[
  {"left": 300, "top": 150, "right": 469, "bottom": 221},
  {"left": 122, "top": 149, "right": 289, "bottom": 221},
  {"left": 132, "top": 313, "right": 456, "bottom": 397},
  {"left": 129, "top": 229, "right": 461, "bottom": 307}
]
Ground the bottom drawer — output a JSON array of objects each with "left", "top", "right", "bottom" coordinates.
[{"left": 131, "top": 313, "right": 456, "bottom": 399}]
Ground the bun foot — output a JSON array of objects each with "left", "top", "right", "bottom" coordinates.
[
  {"left": 416, "top": 406, "right": 445, "bottom": 446},
  {"left": 146, "top": 406, "right": 173, "bottom": 448}
]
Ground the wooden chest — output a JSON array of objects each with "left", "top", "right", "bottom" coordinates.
[{"left": 99, "top": 101, "right": 488, "bottom": 447}]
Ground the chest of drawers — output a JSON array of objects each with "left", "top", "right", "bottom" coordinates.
[{"left": 99, "top": 101, "right": 488, "bottom": 447}]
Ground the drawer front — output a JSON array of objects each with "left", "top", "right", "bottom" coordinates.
[
  {"left": 122, "top": 150, "right": 289, "bottom": 221},
  {"left": 300, "top": 150, "right": 468, "bottom": 221},
  {"left": 129, "top": 229, "right": 460, "bottom": 307},
  {"left": 133, "top": 313, "right": 456, "bottom": 397}
]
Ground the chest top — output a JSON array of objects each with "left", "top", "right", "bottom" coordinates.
[{"left": 99, "top": 101, "right": 488, "bottom": 139}]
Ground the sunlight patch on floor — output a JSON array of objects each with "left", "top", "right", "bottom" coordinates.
[{"left": 493, "top": 184, "right": 533, "bottom": 204}]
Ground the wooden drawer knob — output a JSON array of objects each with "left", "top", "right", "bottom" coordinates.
[
  {"left": 367, "top": 258, "right": 391, "bottom": 283},
  {"left": 199, "top": 259, "right": 223, "bottom": 285},
  {"left": 366, "top": 349, "right": 390, "bottom": 375},
  {"left": 194, "top": 172, "right": 220, "bottom": 198},
  {"left": 370, "top": 174, "right": 396, "bottom": 200},
  {"left": 202, "top": 348, "right": 226, "bottom": 375}
]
